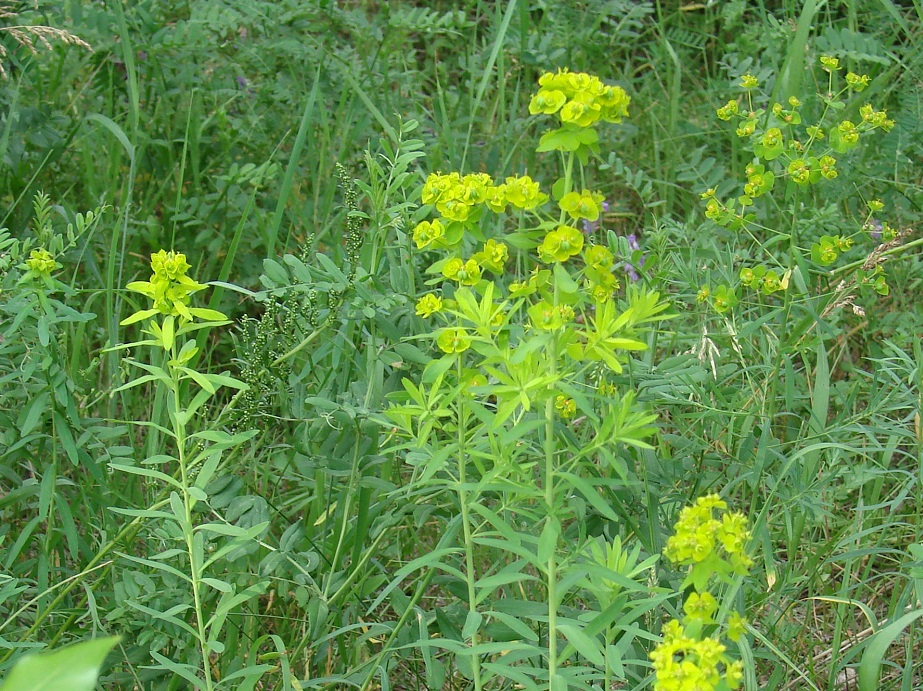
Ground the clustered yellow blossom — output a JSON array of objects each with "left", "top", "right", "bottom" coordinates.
[
  {"left": 474, "top": 239, "right": 509, "bottom": 274},
  {"left": 538, "top": 225, "right": 584, "bottom": 263},
  {"left": 24, "top": 248, "right": 58, "bottom": 278},
  {"left": 528, "top": 300, "right": 575, "bottom": 331},
  {"left": 664, "top": 494, "right": 753, "bottom": 574},
  {"left": 529, "top": 69, "right": 630, "bottom": 127},
  {"left": 554, "top": 395, "right": 576, "bottom": 419},
  {"left": 415, "top": 294, "right": 443, "bottom": 318},
  {"left": 418, "top": 172, "right": 548, "bottom": 231},
  {"left": 442, "top": 257, "right": 482, "bottom": 286},
  {"left": 126, "top": 250, "right": 206, "bottom": 321},
  {"left": 559, "top": 189, "right": 606, "bottom": 221},
  {"left": 436, "top": 328, "right": 471, "bottom": 354},
  {"left": 413, "top": 219, "right": 445, "bottom": 250},
  {"left": 583, "top": 244, "right": 619, "bottom": 302},
  {"left": 650, "top": 620, "right": 744, "bottom": 691}
]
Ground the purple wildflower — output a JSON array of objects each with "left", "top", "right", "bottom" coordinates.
[
  {"left": 867, "top": 219, "right": 882, "bottom": 241},
  {"left": 624, "top": 233, "right": 645, "bottom": 282}
]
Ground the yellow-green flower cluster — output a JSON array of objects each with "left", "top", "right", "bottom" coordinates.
[
  {"left": 859, "top": 103, "right": 895, "bottom": 131},
  {"left": 413, "top": 219, "right": 445, "bottom": 250},
  {"left": 528, "top": 300, "right": 575, "bottom": 331},
  {"left": 415, "top": 294, "right": 443, "bottom": 318},
  {"left": 664, "top": 494, "right": 753, "bottom": 574},
  {"left": 529, "top": 69, "right": 630, "bottom": 127},
  {"left": 419, "top": 172, "right": 548, "bottom": 228},
  {"left": 437, "top": 328, "right": 471, "bottom": 354},
  {"left": 421, "top": 172, "right": 493, "bottom": 223},
  {"left": 650, "top": 620, "right": 744, "bottom": 691},
  {"left": 509, "top": 268, "right": 550, "bottom": 298},
  {"left": 739, "top": 265, "right": 789, "bottom": 294},
  {"left": 538, "top": 225, "right": 584, "bottom": 263},
  {"left": 559, "top": 189, "right": 605, "bottom": 221},
  {"left": 442, "top": 257, "right": 482, "bottom": 286},
  {"left": 810, "top": 234, "right": 853, "bottom": 266},
  {"left": 555, "top": 395, "right": 576, "bottom": 419},
  {"left": 473, "top": 239, "right": 509, "bottom": 274},
  {"left": 493, "top": 175, "right": 548, "bottom": 212},
  {"left": 583, "top": 244, "right": 619, "bottom": 302},
  {"left": 24, "top": 248, "right": 58, "bottom": 278},
  {"left": 126, "top": 250, "right": 206, "bottom": 320}
]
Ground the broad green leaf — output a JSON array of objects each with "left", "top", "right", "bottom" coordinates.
[
  {"left": 462, "top": 611, "right": 482, "bottom": 640},
  {"left": 200, "top": 577, "right": 233, "bottom": 593},
  {"left": 116, "top": 552, "right": 192, "bottom": 583},
  {"left": 148, "top": 651, "right": 208, "bottom": 690},
  {"left": 0, "top": 636, "right": 120, "bottom": 691}
]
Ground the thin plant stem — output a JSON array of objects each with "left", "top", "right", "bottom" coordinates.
[
  {"left": 456, "top": 356, "right": 483, "bottom": 691},
  {"left": 171, "top": 353, "right": 215, "bottom": 691}
]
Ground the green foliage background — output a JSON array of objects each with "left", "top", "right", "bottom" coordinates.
[{"left": 1, "top": 0, "right": 922, "bottom": 689}]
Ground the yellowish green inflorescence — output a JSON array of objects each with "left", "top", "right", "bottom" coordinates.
[
  {"left": 650, "top": 495, "right": 753, "bottom": 691},
  {"left": 698, "top": 58, "right": 897, "bottom": 314},
  {"left": 121, "top": 249, "right": 229, "bottom": 352}
]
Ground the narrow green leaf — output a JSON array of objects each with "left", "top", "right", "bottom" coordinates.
[
  {"left": 557, "top": 622, "right": 605, "bottom": 666},
  {"left": 858, "top": 609, "right": 923, "bottom": 691},
  {"left": 110, "top": 463, "right": 183, "bottom": 490}
]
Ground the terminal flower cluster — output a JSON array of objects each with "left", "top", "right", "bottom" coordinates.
[
  {"left": 407, "top": 69, "right": 663, "bottom": 379},
  {"left": 121, "top": 250, "right": 228, "bottom": 350},
  {"left": 650, "top": 495, "right": 752, "bottom": 691},
  {"left": 529, "top": 69, "right": 630, "bottom": 127},
  {"left": 700, "top": 59, "right": 896, "bottom": 313},
  {"left": 22, "top": 248, "right": 59, "bottom": 280},
  {"left": 650, "top": 620, "right": 744, "bottom": 691},
  {"left": 125, "top": 250, "right": 207, "bottom": 321},
  {"left": 665, "top": 495, "right": 752, "bottom": 569}
]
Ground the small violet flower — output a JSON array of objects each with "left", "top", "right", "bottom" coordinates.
[
  {"left": 867, "top": 219, "right": 882, "bottom": 241},
  {"left": 624, "top": 233, "right": 645, "bottom": 282}
]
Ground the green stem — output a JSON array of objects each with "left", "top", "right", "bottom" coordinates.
[
  {"left": 171, "top": 357, "right": 215, "bottom": 691},
  {"left": 544, "top": 161, "right": 570, "bottom": 680},
  {"left": 544, "top": 393, "right": 559, "bottom": 682},
  {"left": 456, "top": 357, "right": 483, "bottom": 691}
]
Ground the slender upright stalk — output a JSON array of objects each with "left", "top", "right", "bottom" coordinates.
[
  {"left": 544, "top": 150, "right": 577, "bottom": 684},
  {"left": 455, "top": 358, "right": 483, "bottom": 691},
  {"left": 170, "top": 354, "right": 215, "bottom": 691},
  {"left": 543, "top": 392, "right": 559, "bottom": 683}
]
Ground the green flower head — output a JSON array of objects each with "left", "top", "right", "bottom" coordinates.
[
  {"left": 415, "top": 293, "right": 443, "bottom": 318},
  {"left": 126, "top": 250, "right": 206, "bottom": 320},
  {"left": 531, "top": 69, "right": 630, "bottom": 128},
  {"left": 504, "top": 175, "right": 548, "bottom": 210},
  {"left": 559, "top": 189, "right": 605, "bottom": 222},
  {"left": 473, "top": 239, "right": 509, "bottom": 274},
  {"left": 538, "top": 225, "right": 584, "bottom": 263},
  {"left": 23, "top": 248, "right": 59, "bottom": 279},
  {"left": 436, "top": 328, "right": 471, "bottom": 354},
  {"left": 442, "top": 257, "right": 482, "bottom": 286},
  {"left": 412, "top": 219, "right": 446, "bottom": 249}
]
